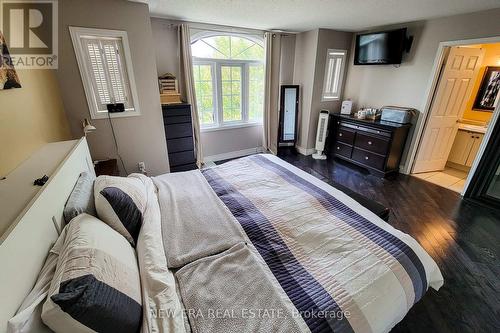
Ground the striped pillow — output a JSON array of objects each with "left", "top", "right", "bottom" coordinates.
[
  {"left": 41, "top": 214, "right": 142, "bottom": 333},
  {"left": 94, "top": 175, "right": 146, "bottom": 246}
]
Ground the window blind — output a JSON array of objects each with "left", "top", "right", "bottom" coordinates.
[{"left": 81, "top": 36, "right": 132, "bottom": 112}]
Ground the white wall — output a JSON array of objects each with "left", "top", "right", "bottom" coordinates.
[
  {"left": 57, "top": 0, "right": 169, "bottom": 176},
  {"left": 344, "top": 8, "right": 500, "bottom": 170}
]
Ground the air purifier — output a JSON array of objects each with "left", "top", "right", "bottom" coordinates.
[{"left": 312, "top": 110, "right": 330, "bottom": 160}]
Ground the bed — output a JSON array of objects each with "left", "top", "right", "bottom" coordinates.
[{"left": 1, "top": 138, "right": 443, "bottom": 333}]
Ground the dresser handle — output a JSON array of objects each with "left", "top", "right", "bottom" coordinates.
[
  {"left": 337, "top": 146, "right": 340, "bottom": 150},
  {"left": 368, "top": 141, "right": 372, "bottom": 145},
  {"left": 377, "top": 130, "right": 380, "bottom": 134},
  {"left": 365, "top": 156, "right": 369, "bottom": 160},
  {"left": 339, "top": 133, "right": 343, "bottom": 137}
]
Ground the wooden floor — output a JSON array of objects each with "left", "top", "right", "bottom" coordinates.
[
  {"left": 267, "top": 150, "right": 500, "bottom": 333},
  {"left": 217, "top": 150, "right": 500, "bottom": 332}
]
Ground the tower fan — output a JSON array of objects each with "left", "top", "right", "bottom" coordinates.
[{"left": 312, "top": 110, "right": 330, "bottom": 160}]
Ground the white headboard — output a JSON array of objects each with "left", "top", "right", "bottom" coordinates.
[{"left": 0, "top": 137, "right": 94, "bottom": 332}]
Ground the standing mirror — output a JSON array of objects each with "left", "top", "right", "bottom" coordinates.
[{"left": 278, "top": 85, "right": 299, "bottom": 148}]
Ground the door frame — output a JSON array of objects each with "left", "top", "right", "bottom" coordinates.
[
  {"left": 464, "top": 115, "right": 500, "bottom": 207},
  {"left": 405, "top": 36, "right": 500, "bottom": 195}
]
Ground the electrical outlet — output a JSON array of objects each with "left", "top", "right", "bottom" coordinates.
[{"left": 138, "top": 162, "right": 146, "bottom": 174}]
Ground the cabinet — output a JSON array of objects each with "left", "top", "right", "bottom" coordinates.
[
  {"left": 162, "top": 104, "right": 197, "bottom": 172},
  {"left": 448, "top": 130, "right": 484, "bottom": 167},
  {"left": 328, "top": 115, "right": 411, "bottom": 177}
]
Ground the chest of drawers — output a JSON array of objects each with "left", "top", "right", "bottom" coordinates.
[
  {"left": 162, "top": 104, "right": 197, "bottom": 172},
  {"left": 328, "top": 114, "right": 411, "bottom": 177}
]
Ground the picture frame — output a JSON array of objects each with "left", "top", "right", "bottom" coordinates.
[
  {"left": 473, "top": 66, "right": 500, "bottom": 112},
  {"left": 0, "top": 30, "right": 22, "bottom": 90}
]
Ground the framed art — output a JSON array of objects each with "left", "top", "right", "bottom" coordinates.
[
  {"left": 473, "top": 66, "right": 500, "bottom": 112},
  {"left": 0, "top": 30, "right": 21, "bottom": 90}
]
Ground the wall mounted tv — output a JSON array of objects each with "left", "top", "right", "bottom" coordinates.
[{"left": 354, "top": 28, "right": 411, "bottom": 65}]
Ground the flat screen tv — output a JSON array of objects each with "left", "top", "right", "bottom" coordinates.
[{"left": 354, "top": 28, "right": 408, "bottom": 65}]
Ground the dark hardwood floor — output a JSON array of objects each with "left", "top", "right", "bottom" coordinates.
[{"left": 217, "top": 151, "right": 500, "bottom": 332}]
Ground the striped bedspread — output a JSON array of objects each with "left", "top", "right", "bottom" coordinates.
[{"left": 199, "top": 154, "right": 443, "bottom": 333}]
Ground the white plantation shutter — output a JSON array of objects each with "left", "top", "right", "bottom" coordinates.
[
  {"left": 80, "top": 36, "right": 133, "bottom": 113},
  {"left": 322, "top": 49, "right": 347, "bottom": 101}
]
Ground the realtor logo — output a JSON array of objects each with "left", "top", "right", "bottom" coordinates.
[{"left": 0, "top": 0, "right": 58, "bottom": 68}]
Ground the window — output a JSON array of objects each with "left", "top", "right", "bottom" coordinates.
[
  {"left": 191, "top": 34, "right": 265, "bottom": 129},
  {"left": 69, "top": 27, "right": 140, "bottom": 119},
  {"left": 322, "top": 49, "right": 347, "bottom": 101}
]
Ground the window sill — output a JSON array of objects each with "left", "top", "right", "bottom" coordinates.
[
  {"left": 201, "top": 122, "right": 263, "bottom": 133},
  {"left": 91, "top": 109, "right": 141, "bottom": 120}
]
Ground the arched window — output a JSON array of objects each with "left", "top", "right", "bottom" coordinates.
[{"left": 191, "top": 34, "right": 264, "bottom": 128}]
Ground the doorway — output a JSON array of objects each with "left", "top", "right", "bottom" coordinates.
[{"left": 411, "top": 42, "right": 500, "bottom": 193}]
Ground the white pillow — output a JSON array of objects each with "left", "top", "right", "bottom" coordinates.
[
  {"left": 94, "top": 175, "right": 146, "bottom": 246},
  {"left": 41, "top": 214, "right": 142, "bottom": 333},
  {"left": 7, "top": 228, "right": 66, "bottom": 333}
]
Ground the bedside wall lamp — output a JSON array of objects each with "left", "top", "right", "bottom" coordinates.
[{"left": 82, "top": 118, "right": 96, "bottom": 136}]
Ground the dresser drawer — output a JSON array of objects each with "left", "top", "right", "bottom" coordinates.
[
  {"left": 333, "top": 142, "right": 353, "bottom": 158},
  {"left": 354, "top": 133, "right": 390, "bottom": 155},
  {"left": 352, "top": 148, "right": 386, "bottom": 170},
  {"left": 163, "top": 114, "right": 192, "bottom": 125},
  {"left": 170, "top": 163, "right": 197, "bottom": 173},
  {"left": 166, "top": 137, "right": 194, "bottom": 153},
  {"left": 162, "top": 106, "right": 191, "bottom": 117},
  {"left": 165, "top": 123, "right": 193, "bottom": 139},
  {"left": 337, "top": 127, "right": 355, "bottom": 145},
  {"left": 169, "top": 150, "right": 195, "bottom": 167}
]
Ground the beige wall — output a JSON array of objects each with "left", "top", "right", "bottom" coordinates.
[
  {"left": 462, "top": 43, "right": 500, "bottom": 123},
  {"left": 0, "top": 70, "right": 70, "bottom": 176},
  {"left": 343, "top": 8, "right": 500, "bottom": 170},
  {"left": 57, "top": 0, "right": 169, "bottom": 176},
  {"left": 280, "top": 35, "right": 296, "bottom": 85},
  {"left": 201, "top": 125, "right": 263, "bottom": 157},
  {"left": 151, "top": 17, "right": 266, "bottom": 158},
  {"left": 293, "top": 29, "right": 318, "bottom": 149},
  {"left": 293, "top": 28, "right": 352, "bottom": 150},
  {"left": 308, "top": 29, "right": 352, "bottom": 149}
]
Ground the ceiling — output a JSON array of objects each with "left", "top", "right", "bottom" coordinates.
[{"left": 144, "top": 0, "right": 500, "bottom": 32}]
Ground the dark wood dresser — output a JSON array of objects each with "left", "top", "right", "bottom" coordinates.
[
  {"left": 328, "top": 114, "right": 411, "bottom": 177},
  {"left": 162, "top": 103, "right": 197, "bottom": 172}
]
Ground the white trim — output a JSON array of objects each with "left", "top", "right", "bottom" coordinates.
[
  {"left": 69, "top": 27, "right": 141, "bottom": 120},
  {"left": 204, "top": 147, "right": 265, "bottom": 162},
  {"left": 201, "top": 122, "right": 263, "bottom": 132},
  {"left": 191, "top": 30, "right": 264, "bottom": 46},
  {"left": 462, "top": 102, "right": 500, "bottom": 195},
  {"left": 296, "top": 146, "right": 316, "bottom": 156},
  {"left": 404, "top": 35, "right": 500, "bottom": 196},
  {"left": 321, "top": 49, "right": 347, "bottom": 102},
  {"left": 192, "top": 34, "right": 265, "bottom": 129}
]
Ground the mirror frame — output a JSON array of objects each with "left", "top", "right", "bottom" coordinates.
[{"left": 278, "top": 85, "right": 300, "bottom": 144}]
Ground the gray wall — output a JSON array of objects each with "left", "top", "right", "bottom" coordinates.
[
  {"left": 293, "top": 29, "right": 353, "bottom": 151},
  {"left": 57, "top": 0, "right": 169, "bottom": 176},
  {"left": 344, "top": 8, "right": 500, "bottom": 170}
]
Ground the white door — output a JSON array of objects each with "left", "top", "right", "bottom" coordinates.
[{"left": 413, "top": 46, "right": 484, "bottom": 173}]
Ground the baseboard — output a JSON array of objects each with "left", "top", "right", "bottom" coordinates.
[
  {"left": 204, "top": 147, "right": 265, "bottom": 162},
  {"left": 296, "top": 146, "right": 315, "bottom": 156}
]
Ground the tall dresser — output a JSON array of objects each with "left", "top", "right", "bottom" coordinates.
[
  {"left": 328, "top": 114, "right": 411, "bottom": 177},
  {"left": 162, "top": 103, "right": 197, "bottom": 172}
]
